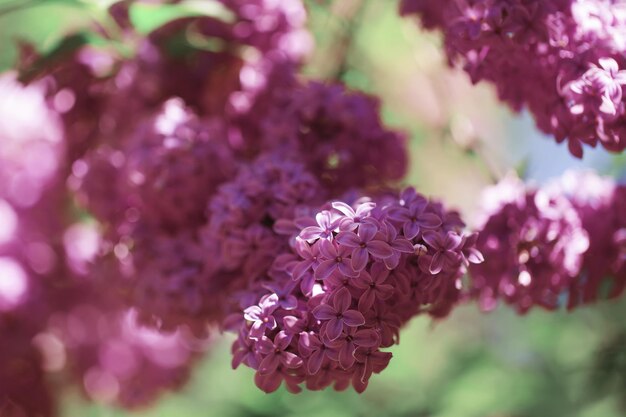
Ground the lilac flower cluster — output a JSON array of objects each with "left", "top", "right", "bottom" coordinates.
[
  {"left": 469, "top": 171, "right": 626, "bottom": 313},
  {"left": 204, "top": 151, "right": 325, "bottom": 282},
  {"left": 253, "top": 82, "right": 408, "bottom": 193},
  {"left": 400, "top": 0, "right": 626, "bottom": 157},
  {"left": 224, "top": 75, "right": 408, "bottom": 192},
  {"left": 48, "top": 303, "right": 203, "bottom": 409},
  {"left": 231, "top": 189, "right": 481, "bottom": 393},
  {"left": 109, "top": 151, "right": 327, "bottom": 335},
  {"left": 0, "top": 1, "right": 318, "bottom": 413},
  {"left": 545, "top": 171, "right": 626, "bottom": 308},
  {"left": 0, "top": 75, "right": 65, "bottom": 417},
  {"left": 38, "top": 0, "right": 311, "bottom": 163},
  {"left": 71, "top": 73, "right": 408, "bottom": 340}
]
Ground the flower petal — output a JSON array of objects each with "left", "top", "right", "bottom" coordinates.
[
  {"left": 422, "top": 231, "right": 442, "bottom": 249},
  {"left": 280, "top": 295, "right": 298, "bottom": 310},
  {"left": 358, "top": 222, "right": 378, "bottom": 242},
  {"left": 281, "top": 351, "right": 303, "bottom": 369},
  {"left": 339, "top": 343, "right": 356, "bottom": 369},
  {"left": 418, "top": 213, "right": 442, "bottom": 229},
  {"left": 342, "top": 310, "right": 365, "bottom": 327},
  {"left": 429, "top": 252, "right": 444, "bottom": 274},
  {"left": 351, "top": 247, "right": 369, "bottom": 271},
  {"left": 355, "top": 202, "right": 376, "bottom": 216},
  {"left": 332, "top": 201, "right": 356, "bottom": 218},
  {"left": 325, "top": 318, "right": 344, "bottom": 341},
  {"left": 243, "top": 306, "right": 262, "bottom": 321},
  {"left": 256, "top": 337, "right": 275, "bottom": 355},
  {"left": 443, "top": 232, "right": 463, "bottom": 250},
  {"left": 300, "top": 226, "right": 323, "bottom": 240},
  {"left": 255, "top": 370, "right": 282, "bottom": 393},
  {"left": 258, "top": 353, "right": 280, "bottom": 374},
  {"left": 358, "top": 289, "right": 376, "bottom": 311},
  {"left": 312, "top": 304, "right": 337, "bottom": 320},
  {"left": 383, "top": 253, "right": 399, "bottom": 269},
  {"left": 367, "top": 240, "right": 394, "bottom": 258},
  {"left": 353, "top": 329, "right": 380, "bottom": 348},
  {"left": 333, "top": 287, "right": 352, "bottom": 312},
  {"left": 314, "top": 259, "right": 337, "bottom": 280},
  {"left": 391, "top": 238, "right": 415, "bottom": 253},
  {"left": 338, "top": 260, "right": 359, "bottom": 277},
  {"left": 249, "top": 321, "right": 266, "bottom": 341},
  {"left": 292, "top": 259, "right": 314, "bottom": 280},
  {"left": 335, "top": 231, "right": 361, "bottom": 248},
  {"left": 403, "top": 221, "right": 420, "bottom": 240},
  {"left": 307, "top": 349, "right": 325, "bottom": 374},
  {"left": 275, "top": 331, "right": 292, "bottom": 350},
  {"left": 232, "top": 349, "right": 247, "bottom": 370},
  {"left": 318, "top": 239, "right": 338, "bottom": 259}
]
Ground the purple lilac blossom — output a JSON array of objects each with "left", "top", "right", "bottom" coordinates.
[
  {"left": 256, "top": 82, "right": 408, "bottom": 193},
  {"left": 29, "top": 0, "right": 311, "bottom": 165},
  {"left": 469, "top": 171, "right": 626, "bottom": 312},
  {"left": 0, "top": 0, "right": 316, "bottom": 408},
  {"left": 122, "top": 99, "right": 236, "bottom": 229},
  {"left": 0, "top": 73, "right": 64, "bottom": 208},
  {"left": 49, "top": 304, "right": 204, "bottom": 409},
  {"left": 468, "top": 175, "right": 589, "bottom": 313},
  {"left": 400, "top": 0, "right": 626, "bottom": 157},
  {"left": 230, "top": 188, "right": 480, "bottom": 393},
  {"left": 544, "top": 170, "right": 626, "bottom": 308}
]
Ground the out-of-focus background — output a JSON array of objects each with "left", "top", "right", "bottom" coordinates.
[{"left": 1, "top": 1, "right": 625, "bottom": 416}]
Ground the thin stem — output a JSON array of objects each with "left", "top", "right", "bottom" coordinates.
[{"left": 329, "top": 0, "right": 366, "bottom": 82}]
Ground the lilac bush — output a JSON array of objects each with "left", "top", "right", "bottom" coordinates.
[{"left": 1, "top": 0, "right": 626, "bottom": 415}]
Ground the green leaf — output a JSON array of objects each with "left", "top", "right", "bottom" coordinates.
[{"left": 18, "top": 32, "right": 91, "bottom": 82}]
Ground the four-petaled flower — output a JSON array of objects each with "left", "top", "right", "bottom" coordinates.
[
  {"left": 314, "top": 239, "right": 358, "bottom": 280},
  {"left": 336, "top": 223, "right": 394, "bottom": 271},
  {"left": 460, "top": 233, "right": 484, "bottom": 267},
  {"left": 379, "top": 222, "right": 415, "bottom": 269},
  {"left": 423, "top": 231, "right": 464, "bottom": 274},
  {"left": 232, "top": 330, "right": 263, "bottom": 370},
  {"left": 570, "top": 58, "right": 626, "bottom": 117},
  {"left": 298, "top": 332, "right": 332, "bottom": 374},
  {"left": 389, "top": 196, "right": 441, "bottom": 239},
  {"left": 244, "top": 293, "right": 279, "bottom": 340},
  {"left": 332, "top": 201, "right": 376, "bottom": 231},
  {"left": 352, "top": 264, "right": 395, "bottom": 310},
  {"left": 256, "top": 331, "right": 303, "bottom": 374},
  {"left": 326, "top": 327, "right": 380, "bottom": 369},
  {"left": 312, "top": 288, "right": 365, "bottom": 340},
  {"left": 292, "top": 238, "right": 321, "bottom": 280}
]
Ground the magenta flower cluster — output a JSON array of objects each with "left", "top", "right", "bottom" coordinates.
[
  {"left": 469, "top": 171, "right": 626, "bottom": 313},
  {"left": 230, "top": 189, "right": 481, "bottom": 393},
  {"left": 400, "top": 0, "right": 626, "bottom": 157}
]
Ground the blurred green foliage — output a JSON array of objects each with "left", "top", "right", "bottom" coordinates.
[{"left": 1, "top": 1, "right": 625, "bottom": 416}]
